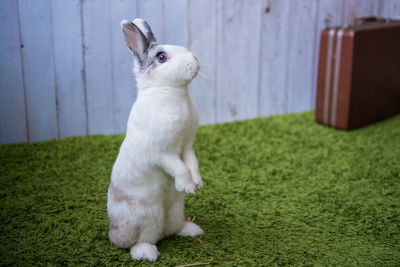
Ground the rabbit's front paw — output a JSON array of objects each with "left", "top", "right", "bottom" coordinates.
[
  {"left": 175, "top": 175, "right": 196, "bottom": 194},
  {"left": 191, "top": 172, "right": 203, "bottom": 189}
]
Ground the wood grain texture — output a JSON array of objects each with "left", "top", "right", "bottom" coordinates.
[
  {"left": 163, "top": 0, "right": 187, "bottom": 46},
  {"left": 2, "top": 0, "right": 395, "bottom": 144},
  {"left": 137, "top": 0, "right": 164, "bottom": 43},
  {"left": 110, "top": 0, "right": 137, "bottom": 134},
  {"left": 82, "top": 0, "right": 114, "bottom": 135},
  {"left": 18, "top": 0, "right": 58, "bottom": 142},
  {"left": 216, "top": 0, "right": 262, "bottom": 122},
  {"left": 259, "top": 0, "right": 291, "bottom": 116},
  {"left": 51, "top": 0, "right": 87, "bottom": 138},
  {"left": 379, "top": 0, "right": 400, "bottom": 17},
  {"left": 286, "top": 0, "right": 318, "bottom": 113},
  {"left": 344, "top": 0, "right": 381, "bottom": 24},
  {"left": 0, "top": 0, "right": 27, "bottom": 143},
  {"left": 188, "top": 0, "right": 217, "bottom": 124}
]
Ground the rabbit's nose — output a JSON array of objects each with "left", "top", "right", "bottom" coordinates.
[{"left": 190, "top": 52, "right": 199, "bottom": 63}]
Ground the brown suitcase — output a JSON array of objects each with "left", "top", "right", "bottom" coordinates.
[{"left": 315, "top": 17, "right": 400, "bottom": 130}]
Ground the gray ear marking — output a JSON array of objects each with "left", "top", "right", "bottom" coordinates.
[
  {"left": 132, "top": 18, "right": 157, "bottom": 44},
  {"left": 121, "top": 19, "right": 150, "bottom": 58}
]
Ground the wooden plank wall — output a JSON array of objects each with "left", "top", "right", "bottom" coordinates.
[{"left": 1, "top": 0, "right": 399, "bottom": 144}]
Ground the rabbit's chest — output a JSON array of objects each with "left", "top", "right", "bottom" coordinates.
[
  {"left": 154, "top": 103, "right": 195, "bottom": 137},
  {"left": 132, "top": 100, "right": 196, "bottom": 143}
]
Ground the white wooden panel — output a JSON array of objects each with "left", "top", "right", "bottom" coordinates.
[
  {"left": 188, "top": 0, "right": 217, "bottom": 125},
  {"left": 110, "top": 0, "right": 137, "bottom": 134},
  {"left": 259, "top": 0, "right": 291, "bottom": 117},
  {"left": 3, "top": 0, "right": 394, "bottom": 143},
  {"left": 379, "top": 0, "right": 400, "bottom": 17},
  {"left": 82, "top": 0, "right": 114, "bottom": 135},
  {"left": 344, "top": 0, "right": 381, "bottom": 24},
  {"left": 0, "top": 0, "right": 27, "bottom": 144},
  {"left": 163, "top": 0, "right": 187, "bottom": 46},
  {"left": 51, "top": 0, "right": 87, "bottom": 138},
  {"left": 286, "top": 0, "right": 318, "bottom": 113},
  {"left": 216, "top": 0, "right": 262, "bottom": 122},
  {"left": 137, "top": 0, "right": 164, "bottom": 43},
  {"left": 311, "top": 0, "right": 345, "bottom": 109},
  {"left": 18, "top": 0, "right": 58, "bottom": 142}
]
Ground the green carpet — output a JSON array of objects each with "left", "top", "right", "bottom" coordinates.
[{"left": 1, "top": 111, "right": 399, "bottom": 266}]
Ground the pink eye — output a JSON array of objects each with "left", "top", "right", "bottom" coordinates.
[{"left": 156, "top": 52, "right": 167, "bottom": 63}]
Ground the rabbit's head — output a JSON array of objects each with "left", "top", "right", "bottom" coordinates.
[{"left": 121, "top": 19, "right": 199, "bottom": 88}]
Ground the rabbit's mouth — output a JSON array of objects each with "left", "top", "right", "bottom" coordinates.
[
  {"left": 185, "top": 54, "right": 200, "bottom": 81},
  {"left": 186, "top": 62, "right": 200, "bottom": 80}
]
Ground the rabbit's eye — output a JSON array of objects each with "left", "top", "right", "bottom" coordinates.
[{"left": 156, "top": 52, "right": 167, "bottom": 63}]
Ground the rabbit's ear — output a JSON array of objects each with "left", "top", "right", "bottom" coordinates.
[
  {"left": 132, "top": 18, "right": 157, "bottom": 44},
  {"left": 121, "top": 19, "right": 150, "bottom": 58}
]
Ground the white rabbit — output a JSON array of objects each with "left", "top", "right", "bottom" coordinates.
[{"left": 107, "top": 18, "right": 204, "bottom": 262}]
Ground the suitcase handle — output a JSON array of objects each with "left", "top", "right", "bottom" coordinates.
[{"left": 354, "top": 16, "right": 387, "bottom": 24}]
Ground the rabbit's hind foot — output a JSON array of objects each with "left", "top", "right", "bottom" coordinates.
[
  {"left": 177, "top": 217, "right": 204, "bottom": 237},
  {"left": 130, "top": 242, "right": 160, "bottom": 262}
]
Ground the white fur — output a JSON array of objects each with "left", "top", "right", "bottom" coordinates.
[
  {"left": 107, "top": 19, "right": 204, "bottom": 262},
  {"left": 132, "top": 18, "right": 148, "bottom": 37},
  {"left": 177, "top": 221, "right": 205, "bottom": 237},
  {"left": 130, "top": 243, "right": 160, "bottom": 262}
]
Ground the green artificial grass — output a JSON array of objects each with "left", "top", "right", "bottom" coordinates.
[{"left": 1, "top": 111, "right": 400, "bottom": 266}]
